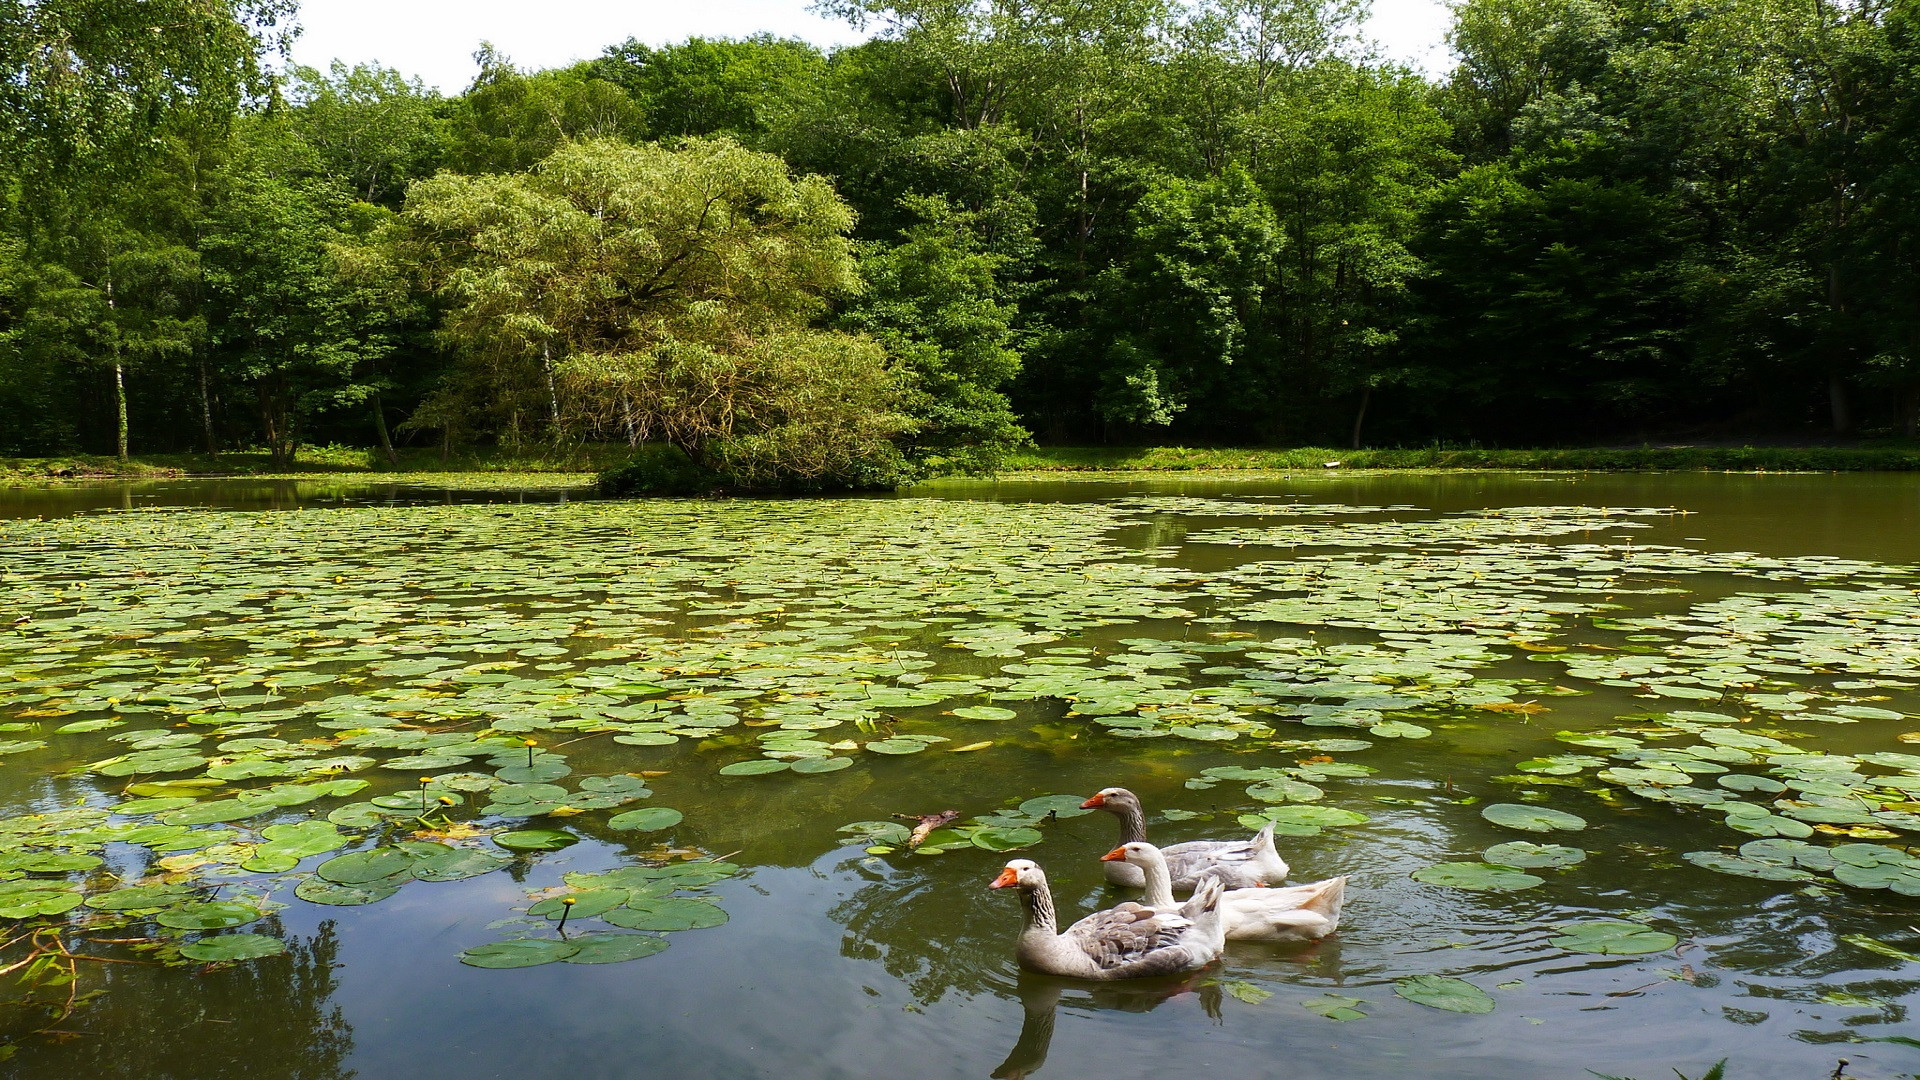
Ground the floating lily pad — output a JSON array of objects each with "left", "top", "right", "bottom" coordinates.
[
  {"left": 294, "top": 878, "right": 400, "bottom": 906},
  {"left": 412, "top": 849, "right": 513, "bottom": 881},
  {"left": 1550, "top": 920, "right": 1678, "bottom": 955},
  {"left": 561, "top": 933, "right": 670, "bottom": 964},
  {"left": 1411, "top": 862, "right": 1543, "bottom": 891},
  {"left": 609, "top": 808, "right": 683, "bottom": 832},
  {"left": 178, "top": 934, "right": 286, "bottom": 962},
  {"left": 458, "top": 938, "right": 581, "bottom": 968},
  {"left": 1481, "top": 803, "right": 1587, "bottom": 833},
  {"left": 1484, "top": 841, "right": 1586, "bottom": 869},
  {"left": 719, "top": 759, "right": 790, "bottom": 775},
  {"left": 494, "top": 829, "right": 577, "bottom": 852},
  {"left": 317, "top": 849, "right": 417, "bottom": 884},
  {"left": 1395, "top": 975, "right": 1495, "bottom": 1014},
  {"left": 789, "top": 756, "right": 852, "bottom": 774},
  {"left": 155, "top": 901, "right": 264, "bottom": 930},
  {"left": 602, "top": 898, "right": 729, "bottom": 931},
  {"left": 971, "top": 827, "right": 1043, "bottom": 852}
]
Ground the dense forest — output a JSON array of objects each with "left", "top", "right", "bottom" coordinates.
[{"left": 5, "top": 0, "right": 1920, "bottom": 480}]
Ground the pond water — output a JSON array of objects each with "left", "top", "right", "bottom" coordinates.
[{"left": 1, "top": 472, "right": 1918, "bottom": 1079}]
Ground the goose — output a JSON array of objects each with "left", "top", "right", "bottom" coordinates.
[
  {"left": 1103, "top": 841, "right": 1346, "bottom": 944},
  {"left": 988, "top": 859, "right": 1227, "bottom": 980},
  {"left": 1080, "top": 787, "right": 1289, "bottom": 890}
]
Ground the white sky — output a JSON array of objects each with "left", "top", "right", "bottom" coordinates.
[{"left": 286, "top": 0, "right": 1454, "bottom": 95}]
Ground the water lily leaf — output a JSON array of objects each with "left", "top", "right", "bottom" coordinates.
[
  {"left": 790, "top": 756, "right": 852, "bottom": 773},
  {"left": 411, "top": 849, "right": 513, "bottom": 881},
  {"left": 529, "top": 889, "right": 629, "bottom": 918},
  {"left": 952, "top": 706, "right": 1017, "bottom": 720},
  {"left": 156, "top": 901, "right": 264, "bottom": 930},
  {"left": 602, "top": 898, "right": 729, "bottom": 931},
  {"left": 294, "top": 878, "right": 399, "bottom": 906},
  {"left": 1684, "top": 851, "right": 1815, "bottom": 881},
  {"left": 719, "top": 759, "right": 791, "bottom": 775},
  {"left": 317, "top": 848, "right": 417, "bottom": 884},
  {"left": 1301, "top": 993, "right": 1367, "bottom": 1021},
  {"left": 1411, "top": 862, "right": 1543, "bottom": 891},
  {"left": 561, "top": 933, "right": 670, "bottom": 964},
  {"left": 459, "top": 938, "right": 581, "bottom": 968},
  {"left": 1371, "top": 721, "right": 1432, "bottom": 739},
  {"left": 86, "top": 884, "right": 195, "bottom": 911},
  {"left": 1247, "top": 778, "right": 1325, "bottom": 803},
  {"left": 864, "top": 738, "right": 929, "bottom": 755},
  {"left": 971, "top": 827, "right": 1043, "bottom": 851},
  {"left": 1484, "top": 841, "right": 1586, "bottom": 868},
  {"left": 1395, "top": 975, "right": 1495, "bottom": 1014},
  {"left": 609, "top": 807, "right": 683, "bottom": 832},
  {"left": 494, "top": 829, "right": 577, "bottom": 852},
  {"left": 1550, "top": 920, "right": 1678, "bottom": 955},
  {"left": 1481, "top": 803, "right": 1586, "bottom": 832},
  {"left": 1017, "top": 795, "right": 1092, "bottom": 820},
  {"left": 178, "top": 934, "right": 285, "bottom": 962}
]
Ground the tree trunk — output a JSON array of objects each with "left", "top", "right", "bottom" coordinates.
[
  {"left": 1350, "top": 385, "right": 1371, "bottom": 450},
  {"left": 1828, "top": 371, "right": 1852, "bottom": 434},
  {"left": 197, "top": 354, "right": 218, "bottom": 455},
  {"left": 371, "top": 392, "right": 399, "bottom": 466},
  {"left": 543, "top": 341, "right": 561, "bottom": 434},
  {"left": 112, "top": 360, "right": 129, "bottom": 462}
]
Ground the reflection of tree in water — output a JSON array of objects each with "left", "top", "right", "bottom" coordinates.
[
  {"left": 12, "top": 918, "right": 352, "bottom": 1080},
  {"left": 831, "top": 859, "right": 1006, "bottom": 1002},
  {"left": 992, "top": 974, "right": 1220, "bottom": 1080}
]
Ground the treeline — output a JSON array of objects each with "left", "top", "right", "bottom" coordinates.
[{"left": 5, "top": 0, "right": 1920, "bottom": 478}]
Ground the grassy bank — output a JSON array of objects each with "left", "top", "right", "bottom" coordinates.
[
  {"left": 0, "top": 444, "right": 633, "bottom": 483},
  {"left": 1005, "top": 444, "right": 1920, "bottom": 472}
]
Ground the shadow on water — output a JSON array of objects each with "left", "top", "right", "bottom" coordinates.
[
  {"left": 17, "top": 919, "right": 352, "bottom": 1080},
  {"left": 991, "top": 974, "right": 1217, "bottom": 1080}
]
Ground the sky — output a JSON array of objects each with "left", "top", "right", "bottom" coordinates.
[{"left": 284, "top": 0, "right": 1455, "bottom": 95}]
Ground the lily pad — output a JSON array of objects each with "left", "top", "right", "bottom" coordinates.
[
  {"left": 178, "top": 934, "right": 286, "bottom": 962},
  {"left": 494, "top": 829, "right": 578, "bottom": 852},
  {"left": 155, "top": 901, "right": 264, "bottom": 930},
  {"left": 1481, "top": 803, "right": 1587, "bottom": 833},
  {"left": 1411, "top": 862, "right": 1543, "bottom": 891},
  {"left": 1549, "top": 920, "right": 1678, "bottom": 955},
  {"left": 561, "top": 933, "right": 670, "bottom": 964},
  {"left": 609, "top": 807, "right": 683, "bottom": 832},
  {"left": 458, "top": 938, "right": 582, "bottom": 968},
  {"left": 602, "top": 898, "right": 729, "bottom": 931},
  {"left": 1484, "top": 841, "right": 1586, "bottom": 868},
  {"left": 1395, "top": 975, "right": 1495, "bottom": 1014}
]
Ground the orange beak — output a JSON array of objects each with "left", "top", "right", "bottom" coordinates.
[
  {"left": 989, "top": 866, "right": 1020, "bottom": 889},
  {"left": 1080, "top": 793, "right": 1106, "bottom": 809},
  {"left": 1099, "top": 846, "right": 1128, "bottom": 862}
]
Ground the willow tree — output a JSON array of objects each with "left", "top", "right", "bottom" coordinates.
[{"left": 403, "top": 137, "right": 909, "bottom": 488}]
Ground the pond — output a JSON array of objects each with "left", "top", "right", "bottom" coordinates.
[{"left": 1, "top": 471, "right": 1917, "bottom": 1079}]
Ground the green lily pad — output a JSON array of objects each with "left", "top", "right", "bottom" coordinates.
[
  {"left": 561, "top": 933, "right": 671, "bottom": 964},
  {"left": 294, "top": 878, "right": 400, "bottom": 906},
  {"left": 494, "top": 829, "right": 577, "bottom": 852},
  {"left": 1484, "top": 841, "right": 1586, "bottom": 868},
  {"left": 1550, "top": 920, "right": 1678, "bottom": 955},
  {"left": 1395, "top": 975, "right": 1495, "bottom": 1014},
  {"left": 953, "top": 706, "right": 1018, "bottom": 720},
  {"left": 601, "top": 898, "right": 729, "bottom": 931},
  {"left": 458, "top": 938, "right": 581, "bottom": 968},
  {"left": 1301, "top": 993, "right": 1368, "bottom": 1021},
  {"left": 155, "top": 901, "right": 264, "bottom": 930},
  {"left": 609, "top": 807, "right": 683, "bottom": 831},
  {"left": 718, "top": 759, "right": 790, "bottom": 775},
  {"left": 178, "top": 934, "right": 286, "bottom": 962},
  {"left": 412, "top": 849, "right": 513, "bottom": 881},
  {"left": 789, "top": 756, "right": 852, "bottom": 774},
  {"left": 1017, "top": 795, "right": 1093, "bottom": 820},
  {"left": 1481, "top": 803, "right": 1587, "bottom": 832},
  {"left": 971, "top": 827, "right": 1043, "bottom": 852},
  {"left": 1411, "top": 862, "right": 1543, "bottom": 891},
  {"left": 317, "top": 848, "right": 417, "bottom": 884}
]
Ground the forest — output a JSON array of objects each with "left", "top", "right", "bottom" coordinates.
[{"left": 4, "top": 0, "right": 1920, "bottom": 486}]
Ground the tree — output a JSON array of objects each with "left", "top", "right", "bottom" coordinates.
[
  {"left": 287, "top": 62, "right": 447, "bottom": 207},
  {"left": 404, "top": 137, "right": 909, "bottom": 489}
]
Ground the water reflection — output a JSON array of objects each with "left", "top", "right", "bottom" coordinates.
[
  {"left": 25, "top": 919, "right": 351, "bottom": 1079},
  {"left": 992, "top": 975, "right": 1220, "bottom": 1080}
]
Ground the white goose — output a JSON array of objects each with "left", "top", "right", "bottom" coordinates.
[
  {"left": 1103, "top": 841, "right": 1346, "bottom": 944},
  {"left": 1081, "top": 787, "right": 1289, "bottom": 890},
  {"left": 988, "top": 859, "right": 1227, "bottom": 980}
]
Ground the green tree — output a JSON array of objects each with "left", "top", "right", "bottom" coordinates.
[{"left": 404, "top": 137, "right": 908, "bottom": 488}]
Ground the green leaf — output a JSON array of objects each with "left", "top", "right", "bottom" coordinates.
[
  {"left": 458, "top": 938, "right": 581, "bottom": 968},
  {"left": 1395, "top": 975, "right": 1495, "bottom": 1014},
  {"left": 317, "top": 848, "right": 417, "bottom": 884},
  {"left": 1550, "top": 920, "right": 1678, "bottom": 955},
  {"left": 971, "top": 826, "right": 1043, "bottom": 852},
  {"left": 1481, "top": 803, "right": 1587, "bottom": 832},
  {"left": 718, "top": 759, "right": 790, "bottom": 775},
  {"left": 602, "top": 898, "right": 729, "bottom": 931},
  {"left": 1411, "top": 862, "right": 1543, "bottom": 892},
  {"left": 561, "top": 933, "right": 670, "bottom": 964},
  {"left": 1301, "top": 993, "right": 1367, "bottom": 1021},
  {"left": 178, "top": 934, "right": 286, "bottom": 962},
  {"left": 494, "top": 829, "right": 577, "bottom": 852},
  {"left": 155, "top": 901, "right": 264, "bottom": 930},
  {"left": 608, "top": 807, "right": 683, "bottom": 831},
  {"left": 1484, "top": 841, "right": 1586, "bottom": 869}
]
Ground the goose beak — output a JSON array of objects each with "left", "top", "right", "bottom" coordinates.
[
  {"left": 1080, "top": 793, "right": 1106, "bottom": 809},
  {"left": 989, "top": 866, "right": 1020, "bottom": 889},
  {"left": 1099, "top": 846, "right": 1127, "bottom": 862}
]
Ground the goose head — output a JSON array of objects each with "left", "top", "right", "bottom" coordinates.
[
  {"left": 990, "top": 859, "right": 1045, "bottom": 890},
  {"left": 1080, "top": 787, "right": 1139, "bottom": 812},
  {"left": 1100, "top": 841, "right": 1157, "bottom": 866}
]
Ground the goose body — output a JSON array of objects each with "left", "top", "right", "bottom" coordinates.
[
  {"left": 1104, "top": 841, "right": 1346, "bottom": 944},
  {"left": 1082, "top": 787, "right": 1289, "bottom": 890},
  {"left": 989, "top": 859, "right": 1227, "bottom": 980}
]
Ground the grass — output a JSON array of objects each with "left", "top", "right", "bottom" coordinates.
[
  {"left": 0, "top": 444, "right": 635, "bottom": 484},
  {"left": 10, "top": 441, "right": 1920, "bottom": 485},
  {"left": 1003, "top": 444, "right": 1920, "bottom": 472}
]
